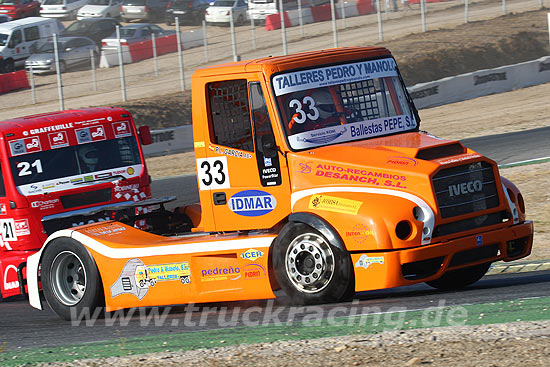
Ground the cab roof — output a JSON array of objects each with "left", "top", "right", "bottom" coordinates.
[
  {"left": 193, "top": 47, "right": 392, "bottom": 77},
  {"left": 0, "top": 107, "right": 130, "bottom": 137},
  {"left": 0, "top": 17, "right": 55, "bottom": 32}
]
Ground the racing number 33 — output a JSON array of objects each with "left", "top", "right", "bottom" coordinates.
[{"left": 197, "top": 156, "right": 230, "bottom": 190}]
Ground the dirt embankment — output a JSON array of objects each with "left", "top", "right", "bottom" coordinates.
[{"left": 113, "top": 9, "right": 550, "bottom": 129}]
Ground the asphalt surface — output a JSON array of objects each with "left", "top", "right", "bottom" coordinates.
[{"left": 0, "top": 271, "right": 549, "bottom": 351}]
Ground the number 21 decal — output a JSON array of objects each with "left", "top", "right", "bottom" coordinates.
[
  {"left": 196, "top": 156, "right": 230, "bottom": 190},
  {"left": 17, "top": 159, "right": 43, "bottom": 177}
]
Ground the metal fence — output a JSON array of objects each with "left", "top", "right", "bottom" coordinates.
[{"left": 1, "top": 0, "right": 548, "bottom": 120}]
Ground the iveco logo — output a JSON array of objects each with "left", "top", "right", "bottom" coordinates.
[{"left": 448, "top": 180, "right": 483, "bottom": 197}]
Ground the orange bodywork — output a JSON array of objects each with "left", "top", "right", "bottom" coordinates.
[{"left": 35, "top": 47, "right": 533, "bottom": 312}]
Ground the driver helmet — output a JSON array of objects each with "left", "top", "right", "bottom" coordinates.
[
  {"left": 311, "top": 89, "right": 336, "bottom": 120},
  {"left": 78, "top": 145, "right": 99, "bottom": 170}
]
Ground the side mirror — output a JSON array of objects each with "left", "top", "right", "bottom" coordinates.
[
  {"left": 261, "top": 134, "right": 277, "bottom": 158},
  {"left": 138, "top": 125, "right": 153, "bottom": 146}
]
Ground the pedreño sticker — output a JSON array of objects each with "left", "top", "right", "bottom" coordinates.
[{"left": 229, "top": 190, "right": 277, "bottom": 217}]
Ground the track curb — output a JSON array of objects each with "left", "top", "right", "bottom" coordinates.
[{"left": 487, "top": 259, "right": 550, "bottom": 275}]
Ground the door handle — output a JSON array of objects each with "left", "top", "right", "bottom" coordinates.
[{"left": 213, "top": 192, "right": 226, "bottom": 206}]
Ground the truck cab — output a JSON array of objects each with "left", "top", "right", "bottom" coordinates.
[{"left": 0, "top": 107, "right": 151, "bottom": 298}]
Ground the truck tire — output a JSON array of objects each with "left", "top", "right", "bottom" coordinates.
[
  {"left": 426, "top": 262, "right": 491, "bottom": 291},
  {"left": 41, "top": 238, "right": 104, "bottom": 321},
  {"left": 273, "top": 223, "right": 354, "bottom": 305}
]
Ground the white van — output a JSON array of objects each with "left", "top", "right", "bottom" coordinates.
[
  {"left": 0, "top": 17, "right": 64, "bottom": 73},
  {"left": 40, "top": 0, "right": 89, "bottom": 19}
]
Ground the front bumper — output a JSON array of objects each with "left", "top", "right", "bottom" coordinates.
[{"left": 352, "top": 220, "right": 533, "bottom": 292}]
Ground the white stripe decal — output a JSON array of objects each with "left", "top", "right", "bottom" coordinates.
[
  {"left": 291, "top": 186, "right": 435, "bottom": 245},
  {"left": 71, "top": 231, "right": 276, "bottom": 259}
]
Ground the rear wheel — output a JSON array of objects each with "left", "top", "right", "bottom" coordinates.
[
  {"left": 41, "top": 238, "right": 104, "bottom": 321},
  {"left": 59, "top": 61, "right": 67, "bottom": 73},
  {"left": 426, "top": 262, "right": 491, "bottom": 291},
  {"left": 273, "top": 223, "right": 354, "bottom": 304}
]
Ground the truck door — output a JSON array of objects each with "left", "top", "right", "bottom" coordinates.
[{"left": 200, "top": 79, "right": 290, "bottom": 232}]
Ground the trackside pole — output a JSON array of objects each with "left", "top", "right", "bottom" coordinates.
[
  {"left": 330, "top": 0, "right": 338, "bottom": 48},
  {"left": 203, "top": 20, "right": 209, "bottom": 62},
  {"left": 175, "top": 17, "right": 186, "bottom": 91},
  {"left": 90, "top": 49, "right": 97, "bottom": 91},
  {"left": 376, "top": 0, "right": 383, "bottom": 41},
  {"left": 152, "top": 33, "right": 159, "bottom": 77},
  {"left": 502, "top": 0, "right": 506, "bottom": 15},
  {"left": 465, "top": 0, "right": 469, "bottom": 24},
  {"left": 548, "top": 13, "right": 550, "bottom": 50},
  {"left": 250, "top": 17, "right": 257, "bottom": 50},
  {"left": 53, "top": 33, "right": 64, "bottom": 110},
  {"left": 420, "top": 0, "right": 426, "bottom": 32},
  {"left": 116, "top": 26, "right": 127, "bottom": 102},
  {"left": 28, "top": 66, "right": 36, "bottom": 104},
  {"left": 298, "top": 0, "right": 304, "bottom": 38},
  {"left": 340, "top": 0, "right": 347, "bottom": 29},
  {"left": 230, "top": 8, "right": 238, "bottom": 62},
  {"left": 280, "top": 0, "right": 287, "bottom": 55}
]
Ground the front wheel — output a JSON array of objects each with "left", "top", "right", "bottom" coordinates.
[
  {"left": 41, "top": 238, "right": 104, "bottom": 321},
  {"left": 426, "top": 262, "right": 491, "bottom": 291},
  {"left": 273, "top": 223, "right": 354, "bottom": 305}
]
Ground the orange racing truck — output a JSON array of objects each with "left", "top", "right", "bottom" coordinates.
[
  {"left": 0, "top": 107, "right": 154, "bottom": 300},
  {"left": 25, "top": 47, "right": 533, "bottom": 320}
]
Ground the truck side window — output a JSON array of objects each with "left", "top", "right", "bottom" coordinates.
[
  {"left": 207, "top": 79, "right": 254, "bottom": 152},
  {"left": 23, "top": 26, "right": 40, "bottom": 42},
  {"left": 250, "top": 82, "right": 282, "bottom": 186},
  {"left": 8, "top": 30, "right": 22, "bottom": 48},
  {"left": 0, "top": 165, "right": 6, "bottom": 197}
]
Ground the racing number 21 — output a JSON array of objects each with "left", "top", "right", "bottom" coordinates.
[{"left": 196, "top": 156, "right": 230, "bottom": 190}]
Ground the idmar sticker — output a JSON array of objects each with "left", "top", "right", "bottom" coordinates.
[{"left": 229, "top": 190, "right": 277, "bottom": 217}]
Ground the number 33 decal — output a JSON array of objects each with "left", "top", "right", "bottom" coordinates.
[
  {"left": 289, "top": 96, "right": 319, "bottom": 124},
  {"left": 196, "top": 157, "right": 230, "bottom": 190}
]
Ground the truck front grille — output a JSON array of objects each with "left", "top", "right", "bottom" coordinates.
[
  {"left": 60, "top": 188, "right": 112, "bottom": 209},
  {"left": 432, "top": 161, "right": 499, "bottom": 218}
]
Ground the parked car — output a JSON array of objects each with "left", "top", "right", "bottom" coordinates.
[
  {"left": 40, "top": 0, "right": 89, "bottom": 19},
  {"left": 0, "top": 0, "right": 41, "bottom": 20},
  {"left": 120, "top": 0, "right": 168, "bottom": 22},
  {"left": 165, "top": 0, "right": 209, "bottom": 26},
  {"left": 62, "top": 17, "right": 119, "bottom": 44},
  {"left": 76, "top": 0, "right": 121, "bottom": 19},
  {"left": 101, "top": 23, "right": 173, "bottom": 46},
  {"left": 205, "top": 0, "right": 246, "bottom": 25},
  {"left": 0, "top": 17, "right": 64, "bottom": 72},
  {"left": 25, "top": 35, "right": 98, "bottom": 73}
]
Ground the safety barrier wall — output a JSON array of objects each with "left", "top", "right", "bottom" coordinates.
[
  {"left": 143, "top": 56, "right": 550, "bottom": 157},
  {"left": 265, "top": 0, "right": 372, "bottom": 31},
  {"left": 100, "top": 29, "right": 205, "bottom": 68},
  {"left": 408, "top": 56, "right": 550, "bottom": 109},
  {"left": 0, "top": 70, "right": 29, "bottom": 95}
]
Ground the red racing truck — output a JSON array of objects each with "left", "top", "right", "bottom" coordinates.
[{"left": 0, "top": 107, "right": 153, "bottom": 299}]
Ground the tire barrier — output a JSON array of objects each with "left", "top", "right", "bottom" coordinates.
[
  {"left": 265, "top": 0, "right": 373, "bottom": 31},
  {"left": 0, "top": 70, "right": 30, "bottom": 95},
  {"left": 99, "top": 29, "right": 205, "bottom": 68}
]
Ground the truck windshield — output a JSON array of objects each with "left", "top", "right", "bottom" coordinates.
[
  {"left": 273, "top": 56, "right": 417, "bottom": 150},
  {"left": 9, "top": 137, "right": 142, "bottom": 194}
]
